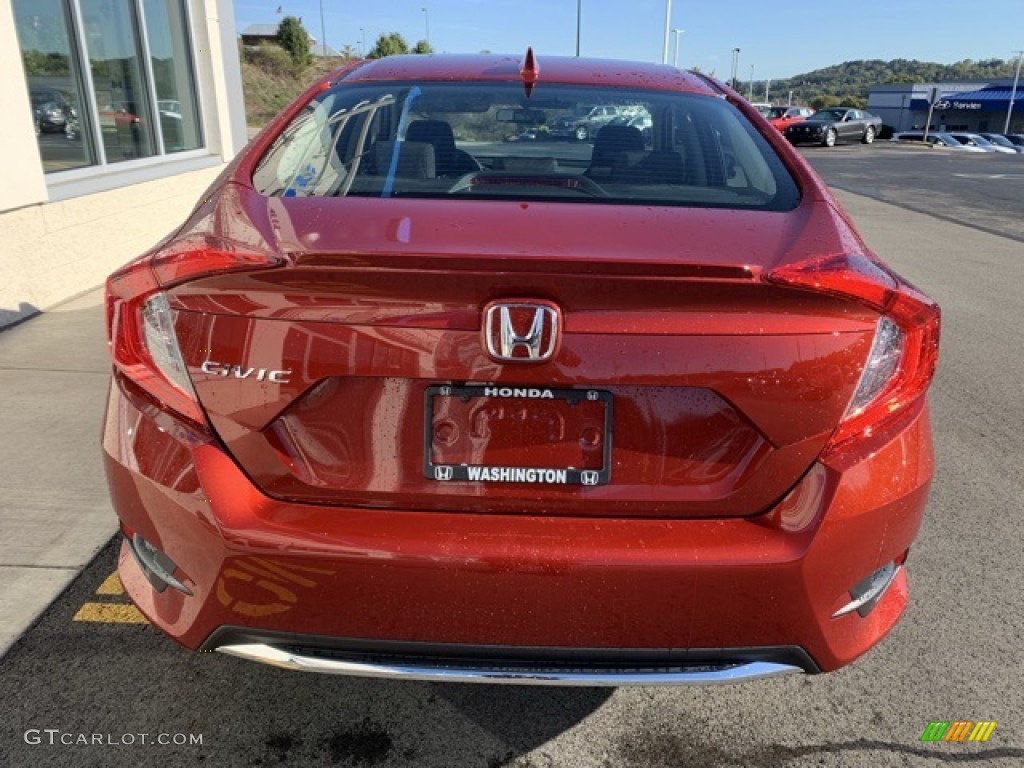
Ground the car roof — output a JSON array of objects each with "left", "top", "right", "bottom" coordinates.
[{"left": 338, "top": 53, "right": 719, "bottom": 96}]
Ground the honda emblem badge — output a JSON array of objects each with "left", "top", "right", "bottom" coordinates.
[{"left": 483, "top": 301, "right": 560, "bottom": 362}]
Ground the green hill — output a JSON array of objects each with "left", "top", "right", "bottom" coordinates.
[
  {"left": 240, "top": 45, "right": 350, "bottom": 128},
  {"left": 747, "top": 57, "right": 1018, "bottom": 108}
]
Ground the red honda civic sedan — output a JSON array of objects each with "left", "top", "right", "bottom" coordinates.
[{"left": 102, "top": 53, "right": 940, "bottom": 685}]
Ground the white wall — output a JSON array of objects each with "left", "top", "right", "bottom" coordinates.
[
  {"left": 0, "top": 1, "right": 48, "bottom": 213},
  {"left": 0, "top": 0, "right": 248, "bottom": 327},
  {"left": 0, "top": 166, "right": 223, "bottom": 326}
]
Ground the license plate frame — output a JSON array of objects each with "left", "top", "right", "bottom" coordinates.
[{"left": 423, "top": 384, "right": 612, "bottom": 486}]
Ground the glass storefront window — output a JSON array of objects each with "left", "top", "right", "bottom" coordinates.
[
  {"left": 80, "top": 0, "right": 157, "bottom": 163},
  {"left": 13, "top": 0, "right": 97, "bottom": 173},
  {"left": 13, "top": 0, "right": 204, "bottom": 174},
  {"left": 143, "top": 0, "right": 203, "bottom": 153}
]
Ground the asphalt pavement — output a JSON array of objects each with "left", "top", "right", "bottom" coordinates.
[
  {"left": 1, "top": 149, "right": 1023, "bottom": 767},
  {"left": 798, "top": 144, "right": 1024, "bottom": 242}
]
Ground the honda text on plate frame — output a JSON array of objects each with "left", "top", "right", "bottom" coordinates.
[{"left": 101, "top": 52, "right": 939, "bottom": 685}]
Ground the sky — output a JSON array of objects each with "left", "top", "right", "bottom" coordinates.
[{"left": 233, "top": 0, "right": 1024, "bottom": 82}]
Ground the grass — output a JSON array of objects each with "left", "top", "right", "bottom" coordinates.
[{"left": 240, "top": 44, "right": 352, "bottom": 129}]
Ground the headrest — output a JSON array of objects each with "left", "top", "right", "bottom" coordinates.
[{"left": 374, "top": 140, "right": 436, "bottom": 178}]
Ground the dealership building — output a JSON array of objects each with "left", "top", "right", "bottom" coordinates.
[
  {"left": 0, "top": 0, "right": 248, "bottom": 327},
  {"left": 867, "top": 78, "right": 1023, "bottom": 134}
]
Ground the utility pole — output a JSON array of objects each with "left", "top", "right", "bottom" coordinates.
[
  {"left": 319, "top": 0, "right": 326, "bottom": 57},
  {"left": 421, "top": 7, "right": 430, "bottom": 47},
  {"left": 730, "top": 48, "right": 740, "bottom": 90},
  {"left": 672, "top": 28, "right": 684, "bottom": 68},
  {"left": 924, "top": 86, "right": 939, "bottom": 143},
  {"left": 1006, "top": 50, "right": 1024, "bottom": 134},
  {"left": 576, "top": 0, "right": 581, "bottom": 56}
]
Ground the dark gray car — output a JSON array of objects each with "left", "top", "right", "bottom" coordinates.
[{"left": 783, "top": 108, "right": 883, "bottom": 147}]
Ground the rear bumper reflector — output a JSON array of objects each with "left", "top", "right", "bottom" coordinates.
[
  {"left": 832, "top": 561, "right": 899, "bottom": 618},
  {"left": 127, "top": 534, "right": 193, "bottom": 596}
]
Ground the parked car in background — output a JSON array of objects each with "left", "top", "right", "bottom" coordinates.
[
  {"left": 1001, "top": 133, "right": 1024, "bottom": 147},
  {"left": 749, "top": 102, "right": 772, "bottom": 117},
  {"left": 947, "top": 132, "right": 1015, "bottom": 154},
  {"left": 29, "top": 87, "right": 71, "bottom": 134},
  {"left": 892, "top": 131, "right": 987, "bottom": 151},
  {"left": 784, "top": 108, "right": 882, "bottom": 147},
  {"left": 615, "top": 111, "right": 653, "bottom": 143},
  {"left": 157, "top": 99, "right": 182, "bottom": 115},
  {"left": 103, "top": 53, "right": 940, "bottom": 685},
  {"left": 977, "top": 133, "right": 1024, "bottom": 154},
  {"left": 550, "top": 104, "right": 630, "bottom": 141},
  {"left": 767, "top": 106, "right": 815, "bottom": 131}
]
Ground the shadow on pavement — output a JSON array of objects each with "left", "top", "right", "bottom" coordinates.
[{"left": 0, "top": 537, "right": 613, "bottom": 768}]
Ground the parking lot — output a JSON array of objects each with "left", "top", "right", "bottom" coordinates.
[
  {"left": 1, "top": 146, "right": 1023, "bottom": 767},
  {"left": 800, "top": 144, "right": 1024, "bottom": 242}
]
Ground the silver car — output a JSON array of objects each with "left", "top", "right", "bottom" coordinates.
[
  {"left": 948, "top": 133, "right": 1016, "bottom": 154},
  {"left": 893, "top": 132, "right": 986, "bottom": 152}
]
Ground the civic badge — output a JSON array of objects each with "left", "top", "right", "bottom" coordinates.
[{"left": 482, "top": 300, "right": 561, "bottom": 363}]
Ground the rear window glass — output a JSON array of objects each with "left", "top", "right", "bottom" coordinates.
[{"left": 252, "top": 82, "right": 799, "bottom": 211}]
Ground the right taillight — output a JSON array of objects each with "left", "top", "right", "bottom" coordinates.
[
  {"left": 766, "top": 252, "right": 941, "bottom": 455},
  {"left": 105, "top": 235, "right": 283, "bottom": 427}
]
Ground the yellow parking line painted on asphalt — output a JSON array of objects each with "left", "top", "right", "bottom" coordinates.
[
  {"left": 95, "top": 571, "right": 124, "bottom": 595},
  {"left": 73, "top": 602, "right": 149, "bottom": 624}
]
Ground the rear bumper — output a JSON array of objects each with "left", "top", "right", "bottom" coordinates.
[
  {"left": 103, "top": 373, "right": 933, "bottom": 677},
  {"left": 211, "top": 634, "right": 810, "bottom": 685}
]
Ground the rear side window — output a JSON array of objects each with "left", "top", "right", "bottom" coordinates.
[{"left": 252, "top": 82, "right": 799, "bottom": 211}]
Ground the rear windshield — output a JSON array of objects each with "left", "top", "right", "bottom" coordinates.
[{"left": 252, "top": 81, "right": 799, "bottom": 211}]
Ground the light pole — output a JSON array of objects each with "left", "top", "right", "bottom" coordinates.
[
  {"left": 672, "top": 28, "right": 684, "bottom": 68},
  {"left": 1006, "top": 50, "right": 1024, "bottom": 134},
  {"left": 730, "top": 48, "right": 740, "bottom": 90},
  {"left": 662, "top": 0, "right": 672, "bottom": 65},
  {"left": 748, "top": 64, "right": 754, "bottom": 101},
  {"left": 421, "top": 7, "right": 430, "bottom": 47},
  {"left": 318, "top": 0, "right": 326, "bottom": 57},
  {"left": 359, "top": 27, "right": 366, "bottom": 57},
  {"left": 576, "top": 0, "right": 581, "bottom": 57}
]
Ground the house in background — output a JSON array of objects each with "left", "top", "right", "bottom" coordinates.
[{"left": 240, "top": 22, "right": 339, "bottom": 57}]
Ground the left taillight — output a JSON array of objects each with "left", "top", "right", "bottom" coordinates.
[
  {"left": 105, "top": 235, "right": 283, "bottom": 427},
  {"left": 766, "top": 252, "right": 941, "bottom": 456}
]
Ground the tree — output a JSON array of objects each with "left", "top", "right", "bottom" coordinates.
[
  {"left": 810, "top": 95, "right": 841, "bottom": 110},
  {"left": 368, "top": 32, "right": 409, "bottom": 59},
  {"left": 413, "top": 40, "right": 434, "bottom": 55},
  {"left": 340, "top": 44, "right": 356, "bottom": 60},
  {"left": 276, "top": 16, "right": 311, "bottom": 68}
]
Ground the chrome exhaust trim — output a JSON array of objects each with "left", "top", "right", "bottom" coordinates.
[{"left": 216, "top": 643, "right": 803, "bottom": 686}]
